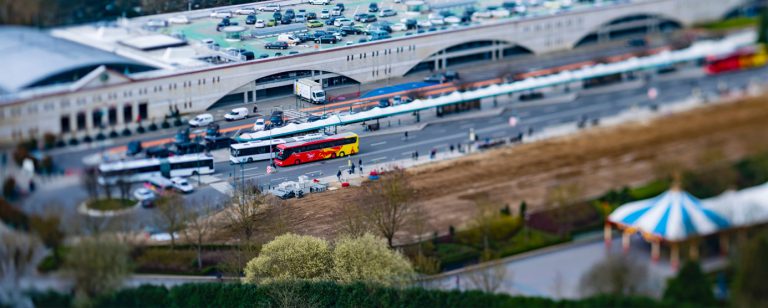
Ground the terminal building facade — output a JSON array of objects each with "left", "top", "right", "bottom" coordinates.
[{"left": 0, "top": 0, "right": 745, "bottom": 144}]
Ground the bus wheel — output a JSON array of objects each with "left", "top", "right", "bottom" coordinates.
[
  {"left": 339, "top": 152, "right": 345, "bottom": 157},
  {"left": 192, "top": 171, "right": 199, "bottom": 176},
  {"left": 331, "top": 153, "right": 337, "bottom": 158},
  {"left": 247, "top": 158, "right": 253, "bottom": 163}
]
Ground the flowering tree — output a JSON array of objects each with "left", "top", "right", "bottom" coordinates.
[
  {"left": 244, "top": 233, "right": 331, "bottom": 283},
  {"left": 331, "top": 233, "right": 414, "bottom": 286}
]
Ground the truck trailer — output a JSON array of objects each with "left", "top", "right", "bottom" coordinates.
[{"left": 294, "top": 78, "right": 327, "bottom": 104}]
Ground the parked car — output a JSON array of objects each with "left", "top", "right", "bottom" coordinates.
[
  {"left": 390, "top": 22, "right": 407, "bottom": 31},
  {"left": 241, "top": 51, "right": 255, "bottom": 60},
  {"left": 315, "top": 35, "right": 338, "bottom": 44},
  {"left": 171, "top": 177, "right": 194, "bottom": 194},
  {"left": 334, "top": 17, "right": 353, "bottom": 26},
  {"left": 126, "top": 140, "right": 143, "bottom": 156},
  {"left": 254, "top": 19, "right": 266, "bottom": 28},
  {"left": 331, "top": 7, "right": 342, "bottom": 16},
  {"left": 146, "top": 19, "right": 168, "bottom": 27},
  {"left": 307, "top": 20, "right": 324, "bottom": 28},
  {"left": 133, "top": 188, "right": 156, "bottom": 208},
  {"left": 309, "top": 0, "right": 330, "bottom": 4},
  {"left": 277, "top": 34, "right": 301, "bottom": 44},
  {"left": 424, "top": 71, "right": 460, "bottom": 83},
  {"left": 210, "top": 11, "right": 232, "bottom": 18},
  {"left": 265, "top": 41, "right": 289, "bottom": 49},
  {"left": 266, "top": 18, "right": 277, "bottom": 27},
  {"left": 145, "top": 146, "right": 171, "bottom": 158},
  {"left": 368, "top": 30, "right": 390, "bottom": 41},
  {"left": 258, "top": 4, "right": 280, "bottom": 11},
  {"left": 253, "top": 118, "right": 266, "bottom": 131},
  {"left": 281, "top": 16, "right": 293, "bottom": 24},
  {"left": 336, "top": 3, "right": 345, "bottom": 12},
  {"left": 368, "top": 2, "right": 379, "bottom": 12},
  {"left": 340, "top": 26, "right": 363, "bottom": 35},
  {"left": 354, "top": 13, "right": 367, "bottom": 21},
  {"left": 379, "top": 9, "right": 397, "bottom": 17},
  {"left": 306, "top": 12, "right": 317, "bottom": 20},
  {"left": 258, "top": 53, "right": 269, "bottom": 59},
  {"left": 224, "top": 107, "right": 249, "bottom": 121},
  {"left": 189, "top": 113, "right": 214, "bottom": 127},
  {"left": 273, "top": 11, "right": 282, "bottom": 20},
  {"left": 294, "top": 13, "right": 306, "bottom": 22},
  {"left": 361, "top": 14, "right": 377, "bottom": 23},
  {"left": 320, "top": 9, "right": 330, "bottom": 19},
  {"left": 270, "top": 111, "right": 285, "bottom": 126},
  {"left": 235, "top": 8, "right": 256, "bottom": 15},
  {"left": 245, "top": 14, "right": 257, "bottom": 24},
  {"left": 167, "top": 15, "right": 189, "bottom": 24},
  {"left": 284, "top": 9, "right": 295, "bottom": 19}
]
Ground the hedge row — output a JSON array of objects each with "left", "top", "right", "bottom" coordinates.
[{"left": 31, "top": 281, "right": 677, "bottom": 308}]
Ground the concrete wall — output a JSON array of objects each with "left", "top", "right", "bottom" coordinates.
[{"left": 0, "top": 0, "right": 744, "bottom": 143}]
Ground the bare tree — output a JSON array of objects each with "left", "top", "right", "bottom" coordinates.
[
  {"left": 116, "top": 177, "right": 132, "bottom": 201},
  {"left": 467, "top": 265, "right": 508, "bottom": 294},
  {"left": 580, "top": 254, "right": 649, "bottom": 297},
  {"left": 81, "top": 167, "right": 99, "bottom": 200},
  {"left": 339, "top": 201, "right": 371, "bottom": 238},
  {"left": 183, "top": 198, "right": 218, "bottom": 270},
  {"left": 64, "top": 235, "right": 132, "bottom": 304},
  {"left": 358, "top": 168, "right": 416, "bottom": 247},
  {"left": 225, "top": 184, "right": 271, "bottom": 243},
  {"left": 154, "top": 192, "right": 187, "bottom": 249},
  {"left": 546, "top": 183, "right": 583, "bottom": 237},
  {"left": 0, "top": 227, "right": 46, "bottom": 308}
]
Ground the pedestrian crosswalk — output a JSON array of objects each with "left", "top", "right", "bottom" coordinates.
[{"left": 210, "top": 181, "right": 233, "bottom": 196}]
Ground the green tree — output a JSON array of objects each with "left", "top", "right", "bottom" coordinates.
[
  {"left": 663, "top": 261, "right": 715, "bottom": 306},
  {"left": 331, "top": 233, "right": 414, "bottom": 286},
  {"left": 64, "top": 236, "right": 132, "bottom": 303},
  {"left": 733, "top": 230, "right": 768, "bottom": 307},
  {"left": 244, "top": 233, "right": 331, "bottom": 283},
  {"left": 759, "top": 5, "right": 768, "bottom": 45}
]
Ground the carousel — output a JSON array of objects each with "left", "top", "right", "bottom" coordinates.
[{"left": 605, "top": 185, "right": 730, "bottom": 268}]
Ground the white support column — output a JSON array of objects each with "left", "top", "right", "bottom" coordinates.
[
  {"left": 671, "top": 243, "right": 680, "bottom": 269},
  {"left": 689, "top": 240, "right": 699, "bottom": 261},
  {"left": 651, "top": 241, "right": 660, "bottom": 262},
  {"left": 604, "top": 223, "right": 612, "bottom": 247},
  {"left": 622, "top": 231, "right": 631, "bottom": 253}
]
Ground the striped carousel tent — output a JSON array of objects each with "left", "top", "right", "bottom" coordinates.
[{"left": 608, "top": 189, "right": 730, "bottom": 242}]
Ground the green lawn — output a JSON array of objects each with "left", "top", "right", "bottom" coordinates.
[
  {"left": 87, "top": 198, "right": 135, "bottom": 211},
  {"left": 698, "top": 17, "right": 757, "bottom": 31}
]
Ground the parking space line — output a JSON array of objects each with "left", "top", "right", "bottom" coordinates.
[
  {"left": 370, "top": 156, "right": 387, "bottom": 162},
  {"left": 371, "top": 141, "right": 387, "bottom": 146}
]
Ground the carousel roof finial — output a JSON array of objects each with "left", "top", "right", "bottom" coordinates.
[{"left": 670, "top": 171, "right": 682, "bottom": 191}]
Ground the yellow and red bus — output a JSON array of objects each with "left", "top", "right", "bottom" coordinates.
[{"left": 274, "top": 132, "right": 359, "bottom": 166}]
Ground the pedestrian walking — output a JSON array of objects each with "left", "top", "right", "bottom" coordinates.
[
  {"left": 350, "top": 162, "right": 356, "bottom": 174},
  {"left": 404, "top": 131, "right": 409, "bottom": 141},
  {"left": 430, "top": 148, "right": 437, "bottom": 159},
  {"left": 358, "top": 158, "right": 362, "bottom": 168},
  {"left": 449, "top": 144, "right": 454, "bottom": 153},
  {"left": 414, "top": 151, "right": 419, "bottom": 160},
  {"left": 337, "top": 170, "right": 342, "bottom": 182}
]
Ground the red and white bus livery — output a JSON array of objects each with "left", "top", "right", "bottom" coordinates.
[{"left": 274, "top": 132, "right": 359, "bottom": 166}]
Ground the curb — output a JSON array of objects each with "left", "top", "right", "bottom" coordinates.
[{"left": 77, "top": 201, "right": 141, "bottom": 217}]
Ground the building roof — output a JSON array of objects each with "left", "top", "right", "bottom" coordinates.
[{"left": 0, "top": 26, "right": 155, "bottom": 94}]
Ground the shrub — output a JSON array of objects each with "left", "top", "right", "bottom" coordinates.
[
  {"left": 42, "top": 133, "right": 57, "bottom": 150},
  {"left": 135, "top": 249, "right": 196, "bottom": 274},
  {"left": 0, "top": 197, "right": 28, "bottom": 229},
  {"left": 663, "top": 261, "right": 715, "bottom": 306},
  {"left": 3, "top": 177, "right": 17, "bottom": 199},
  {"left": 435, "top": 243, "right": 480, "bottom": 269},
  {"left": 456, "top": 215, "right": 522, "bottom": 247}
]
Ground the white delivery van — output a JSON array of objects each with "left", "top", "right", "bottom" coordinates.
[
  {"left": 224, "top": 107, "right": 249, "bottom": 121},
  {"left": 277, "top": 34, "right": 301, "bottom": 45},
  {"left": 189, "top": 113, "right": 214, "bottom": 127},
  {"left": 294, "top": 78, "right": 326, "bottom": 104}
]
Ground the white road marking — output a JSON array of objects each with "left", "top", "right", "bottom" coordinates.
[
  {"left": 370, "top": 156, "right": 387, "bottom": 162},
  {"left": 371, "top": 141, "right": 387, "bottom": 146}
]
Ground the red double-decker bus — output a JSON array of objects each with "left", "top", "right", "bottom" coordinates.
[{"left": 274, "top": 132, "right": 359, "bottom": 167}]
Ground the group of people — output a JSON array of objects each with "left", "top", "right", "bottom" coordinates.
[{"left": 337, "top": 158, "right": 364, "bottom": 182}]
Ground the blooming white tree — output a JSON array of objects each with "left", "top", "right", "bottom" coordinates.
[
  {"left": 331, "top": 233, "right": 414, "bottom": 286},
  {"left": 244, "top": 233, "right": 332, "bottom": 283}
]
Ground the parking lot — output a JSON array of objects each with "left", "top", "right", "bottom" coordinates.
[{"left": 147, "top": 0, "right": 601, "bottom": 60}]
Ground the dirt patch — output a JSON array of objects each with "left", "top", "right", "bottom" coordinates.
[{"left": 219, "top": 97, "right": 768, "bottom": 245}]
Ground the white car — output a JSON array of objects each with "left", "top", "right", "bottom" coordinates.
[
  {"left": 429, "top": 17, "right": 445, "bottom": 25},
  {"left": 145, "top": 19, "right": 168, "bottom": 27},
  {"left": 167, "top": 15, "right": 190, "bottom": 24},
  {"left": 417, "top": 20, "right": 432, "bottom": 28},
  {"left": 390, "top": 22, "right": 407, "bottom": 31},
  {"left": 255, "top": 20, "right": 266, "bottom": 28},
  {"left": 444, "top": 16, "right": 461, "bottom": 24},
  {"left": 491, "top": 8, "right": 511, "bottom": 18},
  {"left": 258, "top": 4, "right": 281, "bottom": 11},
  {"left": 334, "top": 18, "right": 353, "bottom": 27},
  {"left": 133, "top": 188, "right": 156, "bottom": 208},
  {"left": 472, "top": 11, "right": 492, "bottom": 19},
  {"left": 171, "top": 177, "right": 194, "bottom": 194},
  {"left": 309, "top": 0, "right": 330, "bottom": 4},
  {"left": 320, "top": 9, "right": 330, "bottom": 19},
  {"left": 189, "top": 113, "right": 214, "bottom": 127},
  {"left": 253, "top": 118, "right": 266, "bottom": 131},
  {"left": 235, "top": 8, "right": 257, "bottom": 15},
  {"left": 331, "top": 8, "right": 342, "bottom": 16},
  {"left": 210, "top": 11, "right": 232, "bottom": 18}
]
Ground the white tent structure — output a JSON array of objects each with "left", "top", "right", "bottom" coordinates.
[{"left": 703, "top": 182, "right": 768, "bottom": 227}]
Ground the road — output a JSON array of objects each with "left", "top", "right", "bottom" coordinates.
[{"left": 21, "top": 63, "right": 768, "bottom": 234}]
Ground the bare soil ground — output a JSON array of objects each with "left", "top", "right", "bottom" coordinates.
[{"left": 219, "top": 96, "right": 768, "bottom": 245}]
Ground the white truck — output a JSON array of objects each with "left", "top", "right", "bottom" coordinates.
[{"left": 294, "top": 78, "right": 326, "bottom": 104}]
